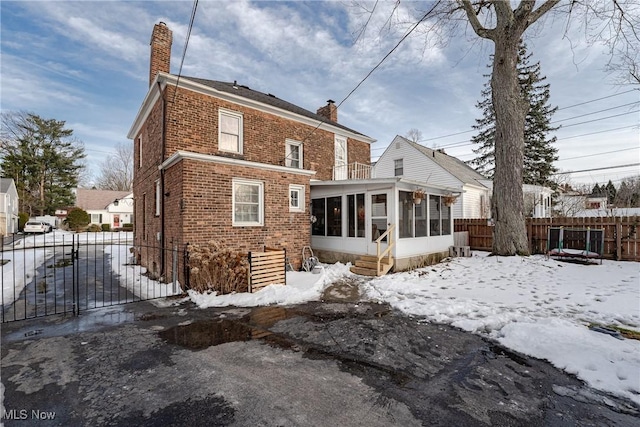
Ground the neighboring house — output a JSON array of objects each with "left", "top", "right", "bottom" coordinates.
[
  {"left": 0, "top": 178, "right": 19, "bottom": 237},
  {"left": 128, "top": 23, "right": 373, "bottom": 280},
  {"left": 586, "top": 195, "right": 608, "bottom": 210},
  {"left": 373, "top": 136, "right": 491, "bottom": 219},
  {"left": 374, "top": 135, "right": 553, "bottom": 218},
  {"left": 75, "top": 189, "right": 133, "bottom": 229}
]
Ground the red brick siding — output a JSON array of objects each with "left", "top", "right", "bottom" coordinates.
[{"left": 177, "top": 158, "right": 310, "bottom": 270}]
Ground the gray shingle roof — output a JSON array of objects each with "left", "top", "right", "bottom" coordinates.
[
  {"left": 76, "top": 189, "right": 131, "bottom": 210},
  {"left": 181, "top": 77, "right": 368, "bottom": 137},
  {"left": 401, "top": 136, "right": 488, "bottom": 187},
  {"left": 0, "top": 178, "right": 14, "bottom": 193}
]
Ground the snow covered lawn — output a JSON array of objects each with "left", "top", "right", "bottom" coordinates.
[{"left": 360, "top": 252, "right": 640, "bottom": 406}]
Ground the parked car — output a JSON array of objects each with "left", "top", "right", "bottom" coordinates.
[{"left": 24, "top": 221, "right": 53, "bottom": 234}]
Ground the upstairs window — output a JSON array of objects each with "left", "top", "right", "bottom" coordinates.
[
  {"left": 137, "top": 136, "right": 142, "bottom": 169},
  {"left": 394, "top": 159, "right": 403, "bottom": 176},
  {"left": 285, "top": 140, "right": 303, "bottom": 168},
  {"left": 155, "top": 179, "right": 161, "bottom": 216},
  {"left": 219, "top": 109, "right": 243, "bottom": 153}
]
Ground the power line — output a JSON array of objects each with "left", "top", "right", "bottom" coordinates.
[
  {"left": 555, "top": 124, "right": 638, "bottom": 141},
  {"left": 553, "top": 101, "right": 639, "bottom": 123},
  {"left": 558, "top": 109, "right": 639, "bottom": 129},
  {"left": 297, "top": 1, "right": 441, "bottom": 146},
  {"left": 172, "top": 0, "right": 199, "bottom": 103},
  {"left": 557, "top": 88, "right": 638, "bottom": 111},
  {"left": 558, "top": 147, "right": 639, "bottom": 162},
  {"left": 553, "top": 163, "right": 640, "bottom": 175}
]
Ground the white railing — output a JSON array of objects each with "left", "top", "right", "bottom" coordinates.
[{"left": 332, "top": 162, "right": 371, "bottom": 180}]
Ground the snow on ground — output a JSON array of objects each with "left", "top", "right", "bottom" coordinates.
[
  {"left": 186, "top": 251, "right": 640, "bottom": 405},
  {"left": 104, "top": 244, "right": 182, "bottom": 304},
  {"left": 359, "top": 252, "right": 640, "bottom": 406},
  {"left": 4, "top": 232, "right": 639, "bottom": 405}
]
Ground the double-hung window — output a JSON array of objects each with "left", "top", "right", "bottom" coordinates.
[
  {"left": 219, "top": 109, "right": 243, "bottom": 153},
  {"left": 394, "top": 159, "right": 403, "bottom": 176},
  {"left": 233, "top": 179, "right": 263, "bottom": 226},
  {"left": 289, "top": 184, "right": 305, "bottom": 212},
  {"left": 285, "top": 140, "right": 303, "bottom": 168}
]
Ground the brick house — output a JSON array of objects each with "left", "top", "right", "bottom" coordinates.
[{"left": 127, "top": 22, "right": 374, "bottom": 282}]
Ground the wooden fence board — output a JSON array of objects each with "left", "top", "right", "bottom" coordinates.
[
  {"left": 454, "top": 216, "right": 640, "bottom": 262},
  {"left": 248, "top": 248, "right": 286, "bottom": 292}
]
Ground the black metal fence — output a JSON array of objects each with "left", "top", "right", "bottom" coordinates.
[{"left": 1, "top": 232, "right": 183, "bottom": 323}]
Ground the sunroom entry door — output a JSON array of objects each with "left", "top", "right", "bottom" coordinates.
[{"left": 368, "top": 192, "right": 389, "bottom": 255}]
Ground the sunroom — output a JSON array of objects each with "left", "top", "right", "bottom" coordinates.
[{"left": 310, "top": 178, "right": 461, "bottom": 275}]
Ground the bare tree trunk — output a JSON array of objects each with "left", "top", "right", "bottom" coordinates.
[{"left": 491, "top": 36, "right": 530, "bottom": 255}]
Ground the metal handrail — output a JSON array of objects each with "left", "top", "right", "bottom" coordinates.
[{"left": 375, "top": 224, "right": 395, "bottom": 275}]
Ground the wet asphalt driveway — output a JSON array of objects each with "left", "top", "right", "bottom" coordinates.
[{"left": 2, "top": 286, "right": 639, "bottom": 426}]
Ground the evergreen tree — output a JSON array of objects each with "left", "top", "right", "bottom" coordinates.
[
  {"left": 470, "top": 43, "right": 559, "bottom": 186},
  {"left": 0, "top": 112, "right": 86, "bottom": 215},
  {"left": 604, "top": 180, "right": 617, "bottom": 205},
  {"left": 591, "top": 183, "right": 602, "bottom": 196}
]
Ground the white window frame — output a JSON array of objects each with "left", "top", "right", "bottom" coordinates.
[
  {"left": 289, "top": 184, "right": 305, "bottom": 212},
  {"left": 285, "top": 139, "right": 303, "bottom": 169},
  {"left": 155, "top": 179, "right": 161, "bottom": 216},
  {"left": 90, "top": 213, "right": 102, "bottom": 224},
  {"left": 138, "top": 136, "right": 142, "bottom": 169},
  {"left": 232, "top": 178, "right": 264, "bottom": 226},
  {"left": 218, "top": 109, "right": 243, "bottom": 154},
  {"left": 394, "top": 158, "right": 403, "bottom": 176}
]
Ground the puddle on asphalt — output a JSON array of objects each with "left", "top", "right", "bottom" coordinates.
[{"left": 159, "top": 306, "right": 301, "bottom": 350}]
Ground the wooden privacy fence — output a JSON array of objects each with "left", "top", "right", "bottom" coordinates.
[
  {"left": 248, "top": 247, "right": 286, "bottom": 293},
  {"left": 454, "top": 216, "right": 640, "bottom": 262}
]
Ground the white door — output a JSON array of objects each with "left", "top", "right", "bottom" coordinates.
[
  {"left": 368, "top": 192, "right": 390, "bottom": 255},
  {"left": 334, "top": 135, "right": 347, "bottom": 180}
]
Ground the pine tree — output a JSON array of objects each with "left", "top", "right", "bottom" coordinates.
[
  {"left": 470, "top": 43, "right": 559, "bottom": 186},
  {"left": 605, "top": 180, "right": 617, "bottom": 205},
  {"left": 1, "top": 112, "right": 86, "bottom": 215}
]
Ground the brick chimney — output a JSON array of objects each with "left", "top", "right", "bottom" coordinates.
[
  {"left": 149, "top": 22, "right": 172, "bottom": 86},
  {"left": 316, "top": 99, "right": 337, "bottom": 122}
]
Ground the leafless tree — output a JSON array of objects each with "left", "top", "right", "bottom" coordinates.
[
  {"left": 404, "top": 128, "right": 423, "bottom": 142},
  {"left": 95, "top": 142, "right": 133, "bottom": 191},
  {"left": 353, "top": 1, "right": 639, "bottom": 255}
]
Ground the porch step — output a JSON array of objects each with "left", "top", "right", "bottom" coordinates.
[{"left": 350, "top": 256, "right": 394, "bottom": 277}]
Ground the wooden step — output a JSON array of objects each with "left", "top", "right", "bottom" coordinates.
[
  {"left": 350, "top": 255, "right": 394, "bottom": 277},
  {"left": 349, "top": 266, "right": 380, "bottom": 277}
]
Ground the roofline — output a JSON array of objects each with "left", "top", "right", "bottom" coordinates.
[
  {"left": 159, "top": 150, "right": 317, "bottom": 177},
  {"left": 310, "top": 177, "right": 461, "bottom": 194},
  {"left": 128, "top": 73, "right": 376, "bottom": 144}
]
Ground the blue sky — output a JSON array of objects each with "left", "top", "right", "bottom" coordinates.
[{"left": 1, "top": 1, "right": 638, "bottom": 188}]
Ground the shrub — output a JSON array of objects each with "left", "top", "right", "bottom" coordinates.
[
  {"left": 87, "top": 224, "right": 102, "bottom": 232},
  {"left": 101, "top": 224, "right": 111, "bottom": 232},
  {"left": 122, "top": 223, "right": 133, "bottom": 232},
  {"left": 64, "top": 208, "right": 90, "bottom": 231},
  {"left": 187, "top": 240, "right": 249, "bottom": 294},
  {"left": 18, "top": 212, "right": 30, "bottom": 231}
]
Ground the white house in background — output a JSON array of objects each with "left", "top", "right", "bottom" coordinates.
[
  {"left": 0, "top": 178, "right": 19, "bottom": 236},
  {"left": 373, "top": 136, "right": 490, "bottom": 218},
  {"left": 373, "top": 135, "right": 553, "bottom": 218},
  {"left": 75, "top": 189, "right": 133, "bottom": 229}
]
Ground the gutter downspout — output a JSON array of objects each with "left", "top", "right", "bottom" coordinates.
[{"left": 157, "top": 80, "right": 167, "bottom": 277}]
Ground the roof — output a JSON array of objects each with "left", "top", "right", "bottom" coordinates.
[
  {"left": 399, "top": 136, "right": 488, "bottom": 187},
  {"left": 1, "top": 178, "right": 16, "bottom": 193},
  {"left": 76, "top": 189, "right": 131, "bottom": 210},
  {"left": 181, "top": 76, "right": 368, "bottom": 137}
]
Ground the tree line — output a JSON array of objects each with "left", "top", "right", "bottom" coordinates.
[{"left": 0, "top": 111, "right": 133, "bottom": 216}]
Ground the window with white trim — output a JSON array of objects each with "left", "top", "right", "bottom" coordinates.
[
  {"left": 289, "top": 184, "right": 305, "bottom": 212},
  {"left": 138, "top": 136, "right": 142, "bottom": 169},
  {"left": 285, "top": 140, "right": 303, "bottom": 168},
  {"left": 219, "top": 109, "right": 243, "bottom": 153},
  {"left": 155, "top": 179, "right": 161, "bottom": 216},
  {"left": 394, "top": 159, "right": 403, "bottom": 176},
  {"left": 90, "top": 213, "right": 102, "bottom": 224},
  {"left": 233, "top": 179, "right": 263, "bottom": 226}
]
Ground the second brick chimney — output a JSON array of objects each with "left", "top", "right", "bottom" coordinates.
[
  {"left": 316, "top": 100, "right": 338, "bottom": 123},
  {"left": 149, "top": 22, "right": 172, "bottom": 86}
]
